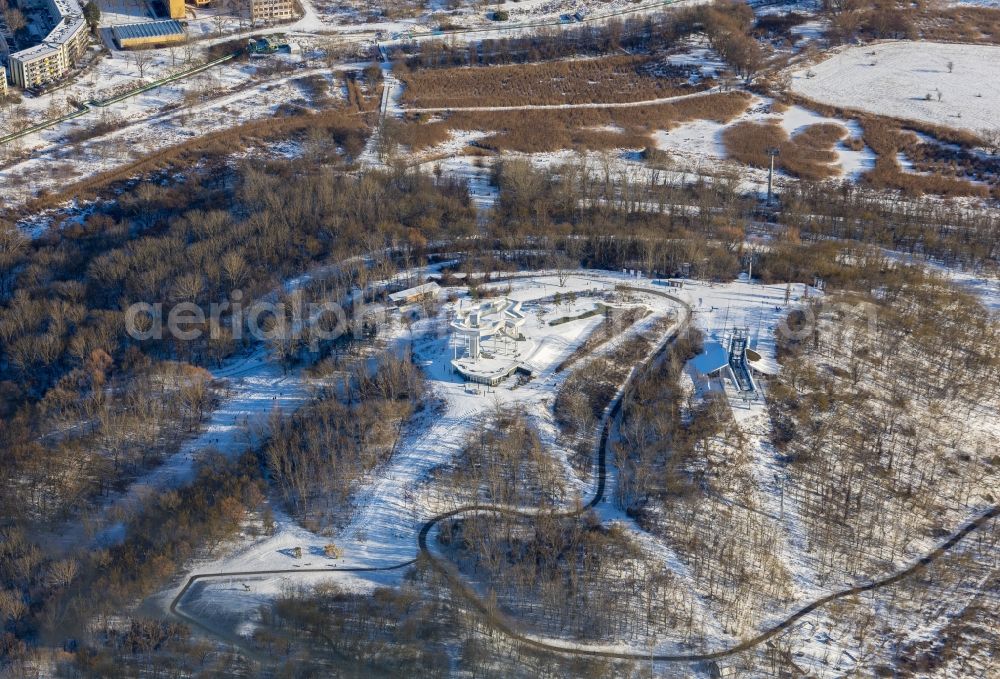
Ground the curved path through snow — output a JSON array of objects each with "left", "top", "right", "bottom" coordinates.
[{"left": 169, "top": 282, "right": 999, "bottom": 663}]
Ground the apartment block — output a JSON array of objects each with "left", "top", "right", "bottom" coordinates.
[
  {"left": 251, "top": 0, "right": 296, "bottom": 24},
  {"left": 9, "top": 43, "right": 66, "bottom": 89},
  {"left": 7, "top": 0, "right": 88, "bottom": 89}
]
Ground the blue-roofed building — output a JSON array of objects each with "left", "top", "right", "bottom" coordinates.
[{"left": 112, "top": 19, "right": 186, "bottom": 50}]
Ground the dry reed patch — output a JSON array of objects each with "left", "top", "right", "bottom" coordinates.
[
  {"left": 781, "top": 93, "right": 993, "bottom": 196},
  {"left": 390, "top": 114, "right": 453, "bottom": 150},
  {"left": 903, "top": 138, "right": 1000, "bottom": 190},
  {"left": 393, "top": 92, "right": 753, "bottom": 154},
  {"left": 344, "top": 76, "right": 383, "bottom": 113},
  {"left": 916, "top": 6, "right": 1000, "bottom": 44},
  {"left": 398, "top": 56, "right": 707, "bottom": 109},
  {"left": 859, "top": 116, "right": 989, "bottom": 198},
  {"left": 722, "top": 121, "right": 846, "bottom": 180},
  {"left": 786, "top": 92, "right": 984, "bottom": 149},
  {"left": 844, "top": 136, "right": 865, "bottom": 151}
]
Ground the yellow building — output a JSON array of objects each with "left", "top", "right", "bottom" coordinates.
[{"left": 168, "top": 0, "right": 186, "bottom": 19}]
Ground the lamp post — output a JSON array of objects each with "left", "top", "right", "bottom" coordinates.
[{"left": 766, "top": 147, "right": 780, "bottom": 205}]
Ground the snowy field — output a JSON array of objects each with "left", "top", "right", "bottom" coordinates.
[
  {"left": 404, "top": 92, "right": 874, "bottom": 198},
  {"left": 0, "top": 0, "right": 710, "bottom": 212},
  {"left": 790, "top": 41, "right": 1000, "bottom": 133}
]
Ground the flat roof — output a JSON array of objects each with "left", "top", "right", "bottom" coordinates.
[
  {"left": 10, "top": 42, "right": 61, "bottom": 62},
  {"left": 51, "top": 0, "right": 82, "bottom": 16},
  {"left": 45, "top": 16, "right": 86, "bottom": 43},
  {"left": 690, "top": 341, "right": 730, "bottom": 375},
  {"left": 388, "top": 282, "right": 440, "bottom": 302},
  {"left": 113, "top": 19, "right": 185, "bottom": 42}
]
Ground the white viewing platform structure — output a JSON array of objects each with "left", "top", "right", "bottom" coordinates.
[{"left": 450, "top": 298, "right": 532, "bottom": 386}]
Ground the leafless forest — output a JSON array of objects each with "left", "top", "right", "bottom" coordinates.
[{"left": 1, "top": 0, "right": 1000, "bottom": 668}]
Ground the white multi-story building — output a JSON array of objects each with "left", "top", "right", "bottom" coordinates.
[
  {"left": 251, "top": 0, "right": 296, "bottom": 24},
  {"left": 7, "top": 0, "right": 88, "bottom": 89},
  {"left": 9, "top": 43, "right": 65, "bottom": 89},
  {"left": 46, "top": 0, "right": 81, "bottom": 23},
  {"left": 48, "top": 16, "right": 89, "bottom": 63}
]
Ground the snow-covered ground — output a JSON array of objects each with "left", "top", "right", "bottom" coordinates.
[
  {"left": 164, "top": 270, "right": 691, "bottom": 637},
  {"left": 685, "top": 275, "right": 806, "bottom": 376},
  {"left": 466, "top": 93, "right": 871, "bottom": 188},
  {"left": 660, "top": 271, "right": 998, "bottom": 677},
  {"left": 40, "top": 258, "right": 447, "bottom": 555},
  {"left": 125, "top": 262, "right": 996, "bottom": 673},
  {"left": 2, "top": 58, "right": 359, "bottom": 212},
  {"left": 2, "top": 24, "right": 899, "bottom": 220},
  {"left": 306, "top": 0, "right": 694, "bottom": 34},
  {"left": 779, "top": 104, "right": 875, "bottom": 178},
  {"left": 655, "top": 97, "right": 875, "bottom": 180},
  {"left": 884, "top": 249, "right": 1000, "bottom": 312},
  {"left": 76, "top": 347, "right": 318, "bottom": 550},
  {"left": 0, "top": 0, "right": 710, "bottom": 213},
  {"left": 427, "top": 154, "right": 498, "bottom": 213},
  {"left": 790, "top": 41, "right": 1000, "bottom": 133},
  {"left": 162, "top": 270, "right": 859, "bottom": 659}
]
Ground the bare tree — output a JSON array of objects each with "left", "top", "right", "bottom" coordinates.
[
  {"left": 3, "top": 7, "right": 25, "bottom": 32},
  {"left": 212, "top": 10, "right": 230, "bottom": 37},
  {"left": 131, "top": 50, "right": 151, "bottom": 79},
  {"left": 981, "top": 128, "right": 1000, "bottom": 154}
]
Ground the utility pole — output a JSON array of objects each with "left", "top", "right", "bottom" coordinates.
[
  {"left": 745, "top": 243, "right": 757, "bottom": 282},
  {"left": 766, "top": 147, "right": 780, "bottom": 205}
]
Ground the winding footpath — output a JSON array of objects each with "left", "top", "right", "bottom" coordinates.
[
  {"left": 169, "top": 285, "right": 999, "bottom": 666},
  {"left": 401, "top": 86, "right": 723, "bottom": 114}
]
